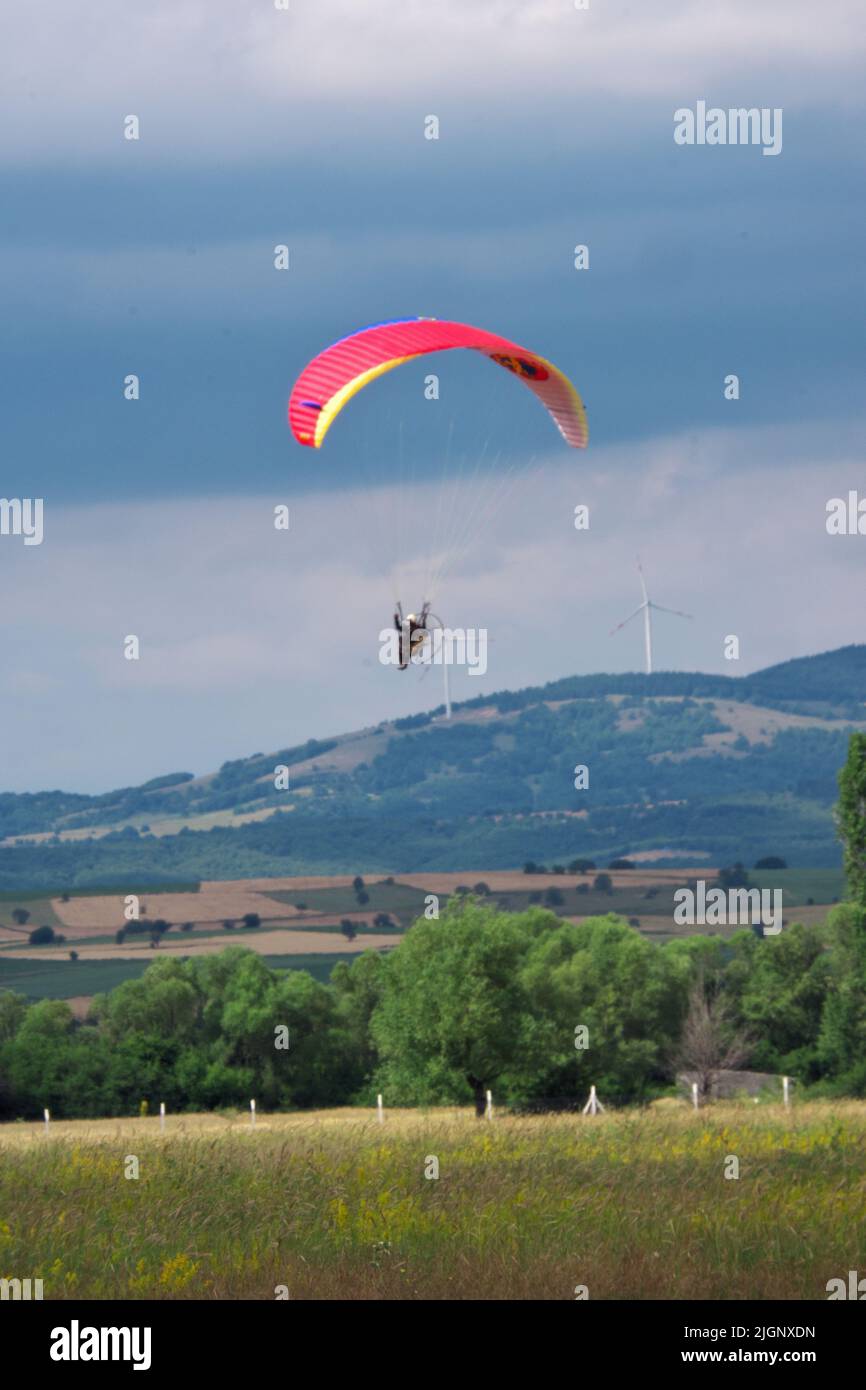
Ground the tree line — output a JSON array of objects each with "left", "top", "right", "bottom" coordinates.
[
  {"left": 1, "top": 893, "right": 865, "bottom": 1120},
  {"left": 2, "top": 732, "right": 865, "bottom": 1120}
]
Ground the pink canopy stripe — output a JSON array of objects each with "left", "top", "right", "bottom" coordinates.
[{"left": 288, "top": 316, "right": 588, "bottom": 449}]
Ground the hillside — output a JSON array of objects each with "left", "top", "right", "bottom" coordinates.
[{"left": 1, "top": 645, "right": 864, "bottom": 888}]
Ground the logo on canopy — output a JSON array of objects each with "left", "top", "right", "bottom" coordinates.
[{"left": 489, "top": 353, "right": 549, "bottom": 381}]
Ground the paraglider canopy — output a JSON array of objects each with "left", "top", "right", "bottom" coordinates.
[{"left": 288, "top": 316, "right": 588, "bottom": 450}]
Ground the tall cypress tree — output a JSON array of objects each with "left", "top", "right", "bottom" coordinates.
[
  {"left": 837, "top": 732, "right": 866, "bottom": 905},
  {"left": 821, "top": 735, "right": 866, "bottom": 1089}
]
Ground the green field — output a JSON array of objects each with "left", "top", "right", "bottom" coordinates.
[
  {"left": 0, "top": 897, "right": 65, "bottom": 931},
  {"left": 258, "top": 952, "right": 361, "bottom": 983},
  {"left": 270, "top": 881, "right": 429, "bottom": 923},
  {"left": 271, "top": 867, "right": 846, "bottom": 930},
  {"left": 263, "top": 918, "right": 404, "bottom": 936},
  {"left": 742, "top": 867, "right": 846, "bottom": 904},
  {"left": 0, "top": 956, "right": 154, "bottom": 998},
  {"left": 1, "top": 1101, "right": 862, "bottom": 1300},
  {"left": 0, "top": 866, "right": 843, "bottom": 1001},
  {"left": 0, "top": 882, "right": 200, "bottom": 903},
  {"left": 0, "top": 951, "right": 362, "bottom": 1000},
  {"left": 0, "top": 882, "right": 201, "bottom": 930}
]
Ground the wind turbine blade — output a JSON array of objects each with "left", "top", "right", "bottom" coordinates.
[
  {"left": 610, "top": 603, "right": 647, "bottom": 636},
  {"left": 636, "top": 556, "right": 649, "bottom": 605},
  {"left": 649, "top": 602, "right": 693, "bottom": 620}
]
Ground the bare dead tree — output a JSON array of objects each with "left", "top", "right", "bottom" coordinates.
[{"left": 674, "top": 979, "right": 755, "bottom": 1101}]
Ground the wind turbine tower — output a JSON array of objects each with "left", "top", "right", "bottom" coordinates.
[{"left": 609, "top": 559, "right": 692, "bottom": 675}]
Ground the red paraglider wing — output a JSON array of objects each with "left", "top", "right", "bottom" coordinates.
[{"left": 288, "top": 317, "right": 588, "bottom": 449}]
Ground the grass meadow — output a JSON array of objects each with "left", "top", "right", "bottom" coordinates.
[{"left": 1, "top": 1101, "right": 864, "bottom": 1300}]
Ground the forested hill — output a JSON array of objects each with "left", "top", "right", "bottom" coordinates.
[
  {"left": 458, "top": 643, "right": 866, "bottom": 716},
  {"left": 1, "top": 645, "right": 864, "bottom": 888}
]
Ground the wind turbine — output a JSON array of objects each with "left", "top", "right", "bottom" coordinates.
[{"left": 609, "top": 559, "right": 692, "bottom": 674}]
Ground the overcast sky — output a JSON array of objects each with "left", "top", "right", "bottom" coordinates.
[{"left": 2, "top": 0, "right": 865, "bottom": 792}]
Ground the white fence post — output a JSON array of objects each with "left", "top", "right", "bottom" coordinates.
[
  {"left": 582, "top": 1085, "right": 604, "bottom": 1115},
  {"left": 783, "top": 1076, "right": 790, "bottom": 1108},
  {"left": 691, "top": 1082, "right": 699, "bottom": 1110},
  {"left": 485, "top": 1089, "right": 493, "bottom": 1120},
  {"left": 377, "top": 1094, "right": 384, "bottom": 1124},
  {"left": 43, "top": 1108, "right": 50, "bottom": 1132},
  {"left": 160, "top": 1101, "right": 166, "bottom": 1132},
  {"left": 250, "top": 1098, "right": 256, "bottom": 1128}
]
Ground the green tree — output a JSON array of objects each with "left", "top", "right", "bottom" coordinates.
[
  {"left": 0, "top": 991, "right": 27, "bottom": 1041},
  {"left": 838, "top": 732, "right": 866, "bottom": 905},
  {"left": 98, "top": 959, "right": 200, "bottom": 1043},
  {"left": 817, "top": 903, "right": 866, "bottom": 1090},
  {"left": 4, "top": 1000, "right": 77, "bottom": 1116},
  {"left": 185, "top": 947, "right": 255, "bottom": 1040},
  {"left": 717, "top": 862, "right": 750, "bottom": 889},
  {"left": 521, "top": 915, "right": 684, "bottom": 1103},
  {"left": 218, "top": 953, "right": 345, "bottom": 1108},
  {"left": 331, "top": 951, "right": 387, "bottom": 1098},
  {"left": 371, "top": 900, "right": 543, "bottom": 1115},
  {"left": 724, "top": 925, "right": 828, "bottom": 1078},
  {"left": 101, "top": 1031, "right": 181, "bottom": 1115}
]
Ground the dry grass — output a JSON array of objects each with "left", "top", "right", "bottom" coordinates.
[
  {"left": 51, "top": 888, "right": 298, "bottom": 932},
  {"left": 1, "top": 1102, "right": 862, "bottom": 1301},
  {"left": 3, "top": 929, "right": 398, "bottom": 962},
  {"left": 0, "top": 806, "right": 285, "bottom": 847},
  {"left": 395, "top": 869, "right": 713, "bottom": 892},
  {"left": 211, "top": 876, "right": 356, "bottom": 892},
  {"left": 43, "top": 870, "right": 721, "bottom": 933}
]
